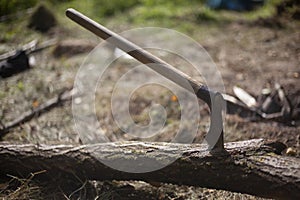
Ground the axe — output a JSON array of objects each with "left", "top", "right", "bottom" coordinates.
[{"left": 66, "top": 8, "right": 225, "bottom": 152}]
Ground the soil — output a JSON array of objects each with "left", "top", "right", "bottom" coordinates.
[{"left": 0, "top": 5, "right": 299, "bottom": 199}]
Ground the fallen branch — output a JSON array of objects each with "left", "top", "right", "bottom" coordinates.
[
  {"left": 0, "top": 139, "right": 298, "bottom": 199},
  {"left": 0, "top": 88, "right": 77, "bottom": 137}
]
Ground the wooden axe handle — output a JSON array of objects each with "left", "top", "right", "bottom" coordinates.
[{"left": 65, "top": 8, "right": 215, "bottom": 105}]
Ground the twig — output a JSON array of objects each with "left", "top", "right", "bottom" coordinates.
[
  {"left": 0, "top": 88, "right": 77, "bottom": 138},
  {"left": 0, "top": 39, "right": 57, "bottom": 62}
]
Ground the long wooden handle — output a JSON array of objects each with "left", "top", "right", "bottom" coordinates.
[{"left": 65, "top": 8, "right": 214, "bottom": 104}]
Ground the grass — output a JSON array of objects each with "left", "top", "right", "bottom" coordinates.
[
  {"left": 57, "top": 0, "right": 283, "bottom": 37},
  {"left": 0, "top": 171, "right": 45, "bottom": 200},
  {"left": 238, "top": 0, "right": 280, "bottom": 20},
  {"left": 0, "top": 0, "right": 284, "bottom": 44},
  {"left": 0, "top": 0, "right": 37, "bottom": 16}
]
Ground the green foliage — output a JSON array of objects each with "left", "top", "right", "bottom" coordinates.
[
  {"left": 0, "top": 0, "right": 38, "bottom": 16},
  {"left": 196, "top": 7, "right": 218, "bottom": 22},
  {"left": 47, "top": 0, "right": 284, "bottom": 36},
  {"left": 0, "top": 0, "right": 285, "bottom": 42},
  {"left": 125, "top": 0, "right": 200, "bottom": 25},
  {"left": 243, "top": 0, "right": 283, "bottom": 20},
  {"left": 16, "top": 81, "right": 24, "bottom": 91},
  {"left": 93, "top": 0, "right": 141, "bottom": 17}
]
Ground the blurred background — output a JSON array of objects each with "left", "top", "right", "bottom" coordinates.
[{"left": 0, "top": 0, "right": 299, "bottom": 199}]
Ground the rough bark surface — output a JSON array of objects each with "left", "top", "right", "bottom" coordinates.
[{"left": 0, "top": 139, "right": 299, "bottom": 199}]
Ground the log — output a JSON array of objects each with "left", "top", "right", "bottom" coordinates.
[{"left": 0, "top": 139, "right": 299, "bottom": 199}]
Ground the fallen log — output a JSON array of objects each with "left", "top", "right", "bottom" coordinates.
[{"left": 0, "top": 139, "right": 299, "bottom": 199}]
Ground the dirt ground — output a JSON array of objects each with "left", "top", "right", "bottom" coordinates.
[{"left": 0, "top": 2, "right": 299, "bottom": 199}]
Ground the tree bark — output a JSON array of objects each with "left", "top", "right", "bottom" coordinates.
[{"left": 0, "top": 139, "right": 299, "bottom": 199}]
